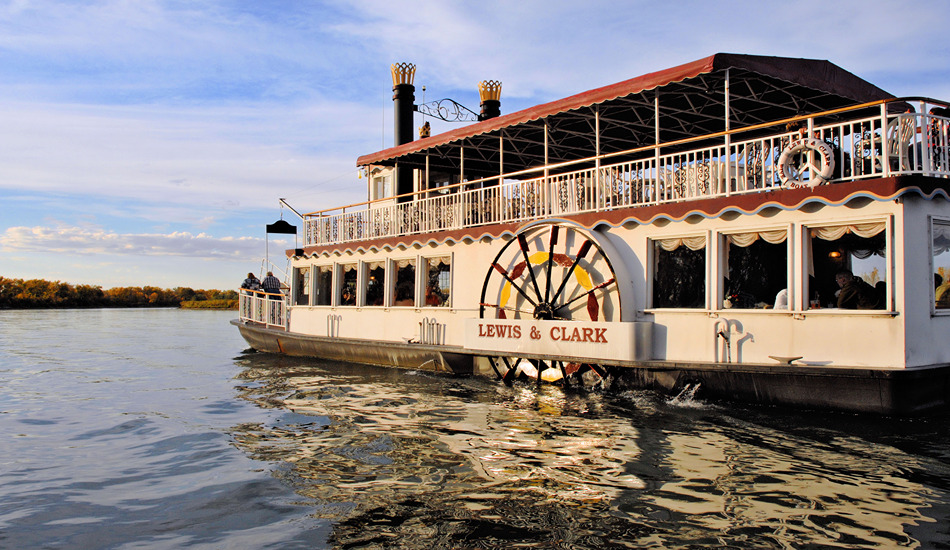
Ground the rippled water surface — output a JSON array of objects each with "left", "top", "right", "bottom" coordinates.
[{"left": 3, "top": 309, "right": 950, "bottom": 548}]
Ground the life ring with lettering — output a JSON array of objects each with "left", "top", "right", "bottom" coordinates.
[{"left": 777, "top": 137, "right": 835, "bottom": 188}]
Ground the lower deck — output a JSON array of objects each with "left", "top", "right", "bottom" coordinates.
[{"left": 234, "top": 319, "right": 950, "bottom": 414}]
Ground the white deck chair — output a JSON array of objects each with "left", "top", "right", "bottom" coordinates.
[{"left": 876, "top": 116, "right": 917, "bottom": 172}]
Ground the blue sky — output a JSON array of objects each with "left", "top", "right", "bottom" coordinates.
[{"left": 2, "top": 0, "right": 949, "bottom": 290}]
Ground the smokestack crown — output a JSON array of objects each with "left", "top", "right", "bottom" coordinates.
[
  {"left": 391, "top": 63, "right": 416, "bottom": 87},
  {"left": 478, "top": 80, "right": 502, "bottom": 102}
]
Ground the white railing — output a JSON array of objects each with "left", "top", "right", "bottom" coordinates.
[
  {"left": 304, "top": 106, "right": 950, "bottom": 247},
  {"left": 238, "top": 290, "right": 288, "bottom": 329}
]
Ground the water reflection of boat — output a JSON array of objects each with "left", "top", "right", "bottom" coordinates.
[
  {"left": 228, "top": 357, "right": 943, "bottom": 548},
  {"left": 234, "top": 53, "right": 950, "bottom": 414}
]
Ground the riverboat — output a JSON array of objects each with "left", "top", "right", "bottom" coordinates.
[{"left": 234, "top": 53, "right": 950, "bottom": 414}]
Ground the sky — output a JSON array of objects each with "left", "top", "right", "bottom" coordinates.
[{"left": 2, "top": 0, "right": 949, "bottom": 290}]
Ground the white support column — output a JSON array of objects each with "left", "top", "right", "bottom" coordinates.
[
  {"left": 787, "top": 222, "right": 797, "bottom": 311},
  {"left": 886, "top": 214, "right": 895, "bottom": 311},
  {"left": 499, "top": 132, "right": 504, "bottom": 186},
  {"left": 654, "top": 92, "right": 661, "bottom": 204},
  {"left": 498, "top": 132, "right": 504, "bottom": 217},
  {"left": 544, "top": 121, "right": 550, "bottom": 214},
  {"left": 595, "top": 105, "right": 601, "bottom": 206},
  {"left": 459, "top": 145, "right": 465, "bottom": 227},
  {"left": 921, "top": 100, "right": 931, "bottom": 174},
  {"left": 881, "top": 103, "right": 891, "bottom": 178},
  {"left": 724, "top": 69, "right": 732, "bottom": 196},
  {"left": 706, "top": 229, "right": 714, "bottom": 310}
]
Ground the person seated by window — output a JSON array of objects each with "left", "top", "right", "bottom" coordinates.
[
  {"left": 394, "top": 283, "right": 414, "bottom": 307},
  {"left": 835, "top": 270, "right": 882, "bottom": 309}
]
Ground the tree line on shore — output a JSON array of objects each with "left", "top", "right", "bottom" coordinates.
[{"left": 0, "top": 277, "right": 238, "bottom": 309}]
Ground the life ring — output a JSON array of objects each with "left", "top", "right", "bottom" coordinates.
[{"left": 777, "top": 137, "right": 835, "bottom": 188}]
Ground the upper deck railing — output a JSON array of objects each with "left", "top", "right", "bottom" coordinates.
[{"left": 304, "top": 99, "right": 950, "bottom": 247}]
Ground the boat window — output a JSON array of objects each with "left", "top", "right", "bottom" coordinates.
[
  {"left": 372, "top": 173, "right": 392, "bottom": 201},
  {"left": 340, "top": 264, "right": 357, "bottom": 306},
  {"left": 392, "top": 258, "right": 416, "bottom": 307},
  {"left": 293, "top": 267, "right": 310, "bottom": 306},
  {"left": 933, "top": 220, "right": 950, "bottom": 310},
  {"left": 807, "top": 223, "right": 886, "bottom": 309},
  {"left": 314, "top": 265, "right": 332, "bottom": 306},
  {"left": 652, "top": 236, "right": 706, "bottom": 308},
  {"left": 424, "top": 256, "right": 451, "bottom": 307},
  {"left": 723, "top": 230, "right": 787, "bottom": 309},
  {"left": 364, "top": 261, "right": 386, "bottom": 307}
]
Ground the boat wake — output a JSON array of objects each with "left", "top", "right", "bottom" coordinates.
[{"left": 667, "top": 383, "right": 705, "bottom": 408}]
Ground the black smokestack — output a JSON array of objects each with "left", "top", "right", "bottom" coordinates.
[
  {"left": 478, "top": 80, "right": 502, "bottom": 121},
  {"left": 391, "top": 63, "right": 416, "bottom": 200}
]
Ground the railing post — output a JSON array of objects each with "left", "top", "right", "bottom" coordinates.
[
  {"left": 921, "top": 101, "right": 932, "bottom": 174},
  {"left": 881, "top": 104, "right": 891, "bottom": 178}
]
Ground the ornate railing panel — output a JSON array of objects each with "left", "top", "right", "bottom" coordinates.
[{"left": 239, "top": 291, "right": 288, "bottom": 329}]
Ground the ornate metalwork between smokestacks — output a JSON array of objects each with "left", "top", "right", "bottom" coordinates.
[
  {"left": 478, "top": 80, "right": 502, "bottom": 121},
  {"left": 416, "top": 98, "right": 479, "bottom": 123}
]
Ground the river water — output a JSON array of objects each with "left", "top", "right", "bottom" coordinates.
[{"left": 2, "top": 308, "right": 950, "bottom": 549}]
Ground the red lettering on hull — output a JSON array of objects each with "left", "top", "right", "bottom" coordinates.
[{"left": 549, "top": 325, "right": 609, "bottom": 343}]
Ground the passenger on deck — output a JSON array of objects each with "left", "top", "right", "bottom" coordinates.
[
  {"left": 240, "top": 273, "right": 260, "bottom": 294},
  {"left": 835, "top": 270, "right": 882, "bottom": 309},
  {"left": 261, "top": 271, "right": 282, "bottom": 298}
]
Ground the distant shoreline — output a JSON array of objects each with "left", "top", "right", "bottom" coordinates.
[
  {"left": 0, "top": 276, "right": 239, "bottom": 310},
  {"left": 0, "top": 303, "right": 237, "bottom": 311}
]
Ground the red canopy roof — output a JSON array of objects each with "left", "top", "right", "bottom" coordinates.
[{"left": 357, "top": 53, "right": 893, "bottom": 173}]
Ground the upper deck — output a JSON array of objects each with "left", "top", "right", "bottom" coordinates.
[{"left": 300, "top": 55, "right": 950, "bottom": 250}]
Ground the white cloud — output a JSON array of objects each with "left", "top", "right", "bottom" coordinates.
[
  {"left": 0, "top": 99, "right": 374, "bottom": 215},
  {"left": 331, "top": 0, "right": 950, "bottom": 101},
  {"left": 0, "top": 224, "right": 291, "bottom": 259}
]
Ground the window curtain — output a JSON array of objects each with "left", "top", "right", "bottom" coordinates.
[
  {"left": 724, "top": 230, "right": 787, "bottom": 278},
  {"left": 395, "top": 258, "right": 415, "bottom": 269},
  {"left": 810, "top": 222, "right": 886, "bottom": 259},
  {"left": 810, "top": 222, "right": 885, "bottom": 241},
  {"left": 657, "top": 235, "right": 707, "bottom": 251},
  {"left": 366, "top": 260, "right": 385, "bottom": 270},
  {"left": 727, "top": 229, "right": 788, "bottom": 247},
  {"left": 933, "top": 223, "right": 950, "bottom": 255}
]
